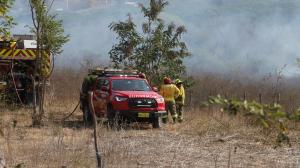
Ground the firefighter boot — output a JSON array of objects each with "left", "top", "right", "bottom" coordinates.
[
  {"left": 162, "top": 117, "right": 168, "bottom": 124},
  {"left": 173, "top": 117, "right": 178, "bottom": 123}
]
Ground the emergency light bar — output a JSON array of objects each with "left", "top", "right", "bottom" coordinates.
[
  {"left": 98, "top": 68, "right": 139, "bottom": 77},
  {"left": 88, "top": 67, "right": 140, "bottom": 77},
  {"left": 103, "top": 69, "right": 139, "bottom": 77}
]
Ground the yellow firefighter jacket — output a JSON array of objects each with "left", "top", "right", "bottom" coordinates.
[
  {"left": 159, "top": 84, "right": 180, "bottom": 102},
  {"left": 175, "top": 85, "right": 185, "bottom": 105}
]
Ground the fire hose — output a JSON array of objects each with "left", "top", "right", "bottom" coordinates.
[
  {"left": 10, "top": 45, "right": 24, "bottom": 105},
  {"left": 10, "top": 62, "right": 24, "bottom": 105},
  {"left": 42, "top": 99, "right": 81, "bottom": 121},
  {"left": 59, "top": 99, "right": 81, "bottom": 121}
]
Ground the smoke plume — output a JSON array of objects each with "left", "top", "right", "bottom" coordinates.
[{"left": 10, "top": 0, "right": 300, "bottom": 76}]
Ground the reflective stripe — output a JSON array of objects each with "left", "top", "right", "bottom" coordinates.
[
  {"left": 162, "top": 115, "right": 168, "bottom": 119},
  {"left": 3, "top": 50, "right": 12, "bottom": 59},
  {"left": 12, "top": 49, "right": 21, "bottom": 58},
  {"left": 27, "top": 49, "right": 36, "bottom": 58},
  {"left": 0, "top": 49, "right": 37, "bottom": 60},
  {"left": 0, "top": 49, "right": 7, "bottom": 55},
  {"left": 10, "top": 42, "right": 16, "bottom": 48}
]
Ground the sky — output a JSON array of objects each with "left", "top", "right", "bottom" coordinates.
[{"left": 9, "top": 0, "right": 300, "bottom": 77}]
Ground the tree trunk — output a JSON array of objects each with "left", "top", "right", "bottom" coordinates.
[
  {"left": 32, "top": 31, "right": 44, "bottom": 127},
  {"left": 32, "top": 76, "right": 41, "bottom": 126},
  {"left": 38, "top": 78, "right": 46, "bottom": 122}
]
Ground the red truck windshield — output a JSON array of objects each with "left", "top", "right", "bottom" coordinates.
[{"left": 112, "top": 79, "right": 151, "bottom": 91}]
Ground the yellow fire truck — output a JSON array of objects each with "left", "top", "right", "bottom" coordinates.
[{"left": 0, "top": 35, "right": 51, "bottom": 105}]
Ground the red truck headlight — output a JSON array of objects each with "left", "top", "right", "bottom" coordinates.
[
  {"left": 115, "top": 96, "right": 128, "bottom": 102},
  {"left": 155, "top": 98, "right": 164, "bottom": 104},
  {"left": 156, "top": 97, "right": 165, "bottom": 110}
]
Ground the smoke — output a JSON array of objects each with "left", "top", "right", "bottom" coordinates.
[
  {"left": 10, "top": 0, "right": 300, "bottom": 76},
  {"left": 164, "top": 0, "right": 300, "bottom": 77}
]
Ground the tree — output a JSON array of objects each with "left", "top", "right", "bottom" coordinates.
[
  {"left": 0, "top": 0, "right": 15, "bottom": 37},
  {"left": 29, "top": 0, "right": 69, "bottom": 126},
  {"left": 109, "top": 0, "right": 190, "bottom": 85}
]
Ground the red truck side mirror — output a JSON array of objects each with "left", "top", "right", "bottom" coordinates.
[{"left": 152, "top": 87, "right": 158, "bottom": 92}]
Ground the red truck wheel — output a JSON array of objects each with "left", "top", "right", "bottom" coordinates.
[
  {"left": 152, "top": 117, "right": 161, "bottom": 128},
  {"left": 107, "top": 105, "right": 120, "bottom": 129}
]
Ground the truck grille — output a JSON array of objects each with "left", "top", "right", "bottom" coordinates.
[{"left": 128, "top": 98, "right": 157, "bottom": 108}]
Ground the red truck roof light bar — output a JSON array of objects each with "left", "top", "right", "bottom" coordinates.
[
  {"left": 88, "top": 67, "right": 141, "bottom": 77},
  {"left": 100, "top": 69, "right": 139, "bottom": 77}
]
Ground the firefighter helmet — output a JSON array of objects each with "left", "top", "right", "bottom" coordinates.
[
  {"left": 174, "top": 79, "right": 183, "bottom": 85},
  {"left": 89, "top": 66, "right": 103, "bottom": 75},
  {"left": 163, "top": 77, "right": 172, "bottom": 84},
  {"left": 139, "top": 73, "right": 146, "bottom": 79}
]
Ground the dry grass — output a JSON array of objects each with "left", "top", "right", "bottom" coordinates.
[
  {"left": 1, "top": 68, "right": 300, "bottom": 167},
  {"left": 189, "top": 72, "right": 300, "bottom": 115},
  {"left": 0, "top": 103, "right": 299, "bottom": 168}
]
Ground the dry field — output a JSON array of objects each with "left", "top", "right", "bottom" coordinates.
[
  {"left": 1, "top": 68, "right": 300, "bottom": 167},
  {"left": 0, "top": 101, "right": 300, "bottom": 168}
]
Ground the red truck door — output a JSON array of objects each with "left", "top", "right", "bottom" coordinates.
[{"left": 92, "top": 78, "right": 110, "bottom": 117}]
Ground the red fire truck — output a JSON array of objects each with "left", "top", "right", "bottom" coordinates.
[{"left": 80, "top": 69, "right": 166, "bottom": 128}]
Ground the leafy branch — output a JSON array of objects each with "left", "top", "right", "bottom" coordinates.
[
  {"left": 109, "top": 0, "right": 191, "bottom": 85},
  {"left": 204, "top": 95, "right": 298, "bottom": 147},
  {"left": 0, "top": 0, "right": 16, "bottom": 37}
]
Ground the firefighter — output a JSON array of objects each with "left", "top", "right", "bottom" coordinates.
[
  {"left": 174, "top": 79, "right": 185, "bottom": 123},
  {"left": 80, "top": 68, "right": 99, "bottom": 124},
  {"left": 159, "top": 77, "right": 180, "bottom": 123},
  {"left": 138, "top": 73, "right": 146, "bottom": 79}
]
